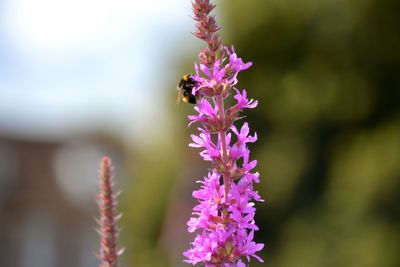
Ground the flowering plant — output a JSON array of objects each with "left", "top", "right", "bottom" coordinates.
[
  {"left": 183, "top": 1, "right": 264, "bottom": 266},
  {"left": 97, "top": 157, "right": 123, "bottom": 267}
]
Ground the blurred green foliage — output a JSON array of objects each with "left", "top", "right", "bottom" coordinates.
[
  {"left": 222, "top": 0, "right": 400, "bottom": 266},
  {"left": 121, "top": 0, "right": 400, "bottom": 266}
]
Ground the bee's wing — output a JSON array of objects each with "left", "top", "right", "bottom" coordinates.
[{"left": 176, "top": 86, "right": 182, "bottom": 105}]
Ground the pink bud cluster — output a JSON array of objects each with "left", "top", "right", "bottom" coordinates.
[
  {"left": 183, "top": 1, "right": 264, "bottom": 266},
  {"left": 192, "top": 0, "right": 224, "bottom": 67},
  {"left": 97, "top": 157, "right": 123, "bottom": 267}
]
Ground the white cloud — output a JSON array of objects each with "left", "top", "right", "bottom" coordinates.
[{"left": 1, "top": 0, "right": 188, "bottom": 54}]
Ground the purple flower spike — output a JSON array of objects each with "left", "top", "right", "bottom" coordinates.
[{"left": 183, "top": 0, "right": 264, "bottom": 266}]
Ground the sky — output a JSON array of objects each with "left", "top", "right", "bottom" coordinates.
[{"left": 0, "top": 0, "right": 197, "bottom": 144}]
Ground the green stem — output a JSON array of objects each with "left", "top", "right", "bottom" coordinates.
[{"left": 216, "top": 95, "right": 230, "bottom": 204}]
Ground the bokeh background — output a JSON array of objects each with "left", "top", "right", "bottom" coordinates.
[{"left": 0, "top": 0, "right": 399, "bottom": 266}]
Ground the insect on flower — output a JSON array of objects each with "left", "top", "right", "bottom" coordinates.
[
  {"left": 177, "top": 74, "right": 200, "bottom": 104},
  {"left": 182, "top": 0, "right": 264, "bottom": 265}
]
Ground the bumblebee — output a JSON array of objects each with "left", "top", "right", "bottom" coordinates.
[{"left": 177, "top": 74, "right": 198, "bottom": 104}]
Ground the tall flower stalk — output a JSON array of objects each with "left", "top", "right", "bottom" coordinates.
[
  {"left": 184, "top": 1, "right": 264, "bottom": 266},
  {"left": 97, "top": 156, "right": 123, "bottom": 267}
]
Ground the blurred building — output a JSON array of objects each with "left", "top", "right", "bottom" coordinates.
[{"left": 0, "top": 133, "right": 123, "bottom": 267}]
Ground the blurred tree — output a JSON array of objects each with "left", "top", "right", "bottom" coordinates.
[{"left": 221, "top": 0, "right": 400, "bottom": 266}]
